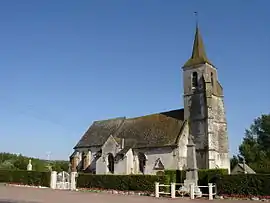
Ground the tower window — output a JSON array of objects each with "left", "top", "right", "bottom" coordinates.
[
  {"left": 192, "top": 72, "right": 198, "bottom": 88},
  {"left": 211, "top": 72, "right": 214, "bottom": 86}
]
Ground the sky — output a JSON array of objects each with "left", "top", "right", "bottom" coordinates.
[{"left": 0, "top": 0, "right": 269, "bottom": 160}]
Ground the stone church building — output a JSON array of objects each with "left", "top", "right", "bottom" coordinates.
[{"left": 70, "top": 26, "right": 230, "bottom": 175}]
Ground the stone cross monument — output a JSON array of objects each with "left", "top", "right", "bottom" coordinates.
[{"left": 183, "top": 126, "right": 202, "bottom": 197}]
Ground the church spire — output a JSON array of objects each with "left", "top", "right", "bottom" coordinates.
[{"left": 183, "top": 25, "right": 213, "bottom": 68}]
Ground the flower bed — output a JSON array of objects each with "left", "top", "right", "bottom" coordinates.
[
  {"left": 220, "top": 194, "right": 270, "bottom": 201},
  {"left": 78, "top": 187, "right": 153, "bottom": 196},
  {"left": 5, "top": 183, "right": 49, "bottom": 189}
]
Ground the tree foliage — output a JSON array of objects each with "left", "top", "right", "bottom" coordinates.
[
  {"left": 236, "top": 114, "right": 270, "bottom": 173},
  {"left": 0, "top": 152, "right": 69, "bottom": 172}
]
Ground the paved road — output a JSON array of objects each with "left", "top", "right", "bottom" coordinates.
[{"left": 0, "top": 185, "right": 253, "bottom": 203}]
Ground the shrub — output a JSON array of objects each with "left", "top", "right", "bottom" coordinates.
[
  {"left": 164, "top": 170, "right": 185, "bottom": 190},
  {"left": 164, "top": 169, "right": 228, "bottom": 185},
  {"left": 198, "top": 169, "right": 228, "bottom": 185},
  {"left": 0, "top": 169, "right": 50, "bottom": 187},
  {"left": 216, "top": 174, "right": 270, "bottom": 196},
  {"left": 77, "top": 173, "right": 167, "bottom": 192}
]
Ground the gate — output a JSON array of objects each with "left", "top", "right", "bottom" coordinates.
[{"left": 56, "top": 171, "right": 70, "bottom": 190}]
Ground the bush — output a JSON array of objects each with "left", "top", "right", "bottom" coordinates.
[
  {"left": 164, "top": 170, "right": 185, "bottom": 190},
  {"left": 216, "top": 174, "right": 270, "bottom": 196},
  {"left": 77, "top": 174, "right": 167, "bottom": 192},
  {"left": 164, "top": 169, "right": 228, "bottom": 185},
  {"left": 0, "top": 169, "right": 50, "bottom": 187},
  {"left": 198, "top": 169, "right": 228, "bottom": 185}
]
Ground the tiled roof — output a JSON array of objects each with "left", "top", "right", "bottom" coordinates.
[{"left": 74, "top": 109, "right": 185, "bottom": 149}]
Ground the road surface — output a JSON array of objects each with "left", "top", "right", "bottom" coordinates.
[{"left": 0, "top": 185, "right": 253, "bottom": 203}]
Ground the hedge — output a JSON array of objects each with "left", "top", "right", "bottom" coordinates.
[
  {"left": 164, "top": 169, "right": 228, "bottom": 185},
  {"left": 77, "top": 174, "right": 167, "bottom": 192},
  {"left": 0, "top": 169, "right": 50, "bottom": 187},
  {"left": 216, "top": 174, "right": 270, "bottom": 196},
  {"left": 77, "top": 169, "right": 228, "bottom": 193}
]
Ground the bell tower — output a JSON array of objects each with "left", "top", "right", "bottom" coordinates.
[{"left": 182, "top": 25, "right": 230, "bottom": 171}]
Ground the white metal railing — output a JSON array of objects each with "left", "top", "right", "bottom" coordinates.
[
  {"left": 155, "top": 182, "right": 216, "bottom": 200},
  {"left": 56, "top": 181, "right": 70, "bottom": 190},
  {"left": 197, "top": 183, "right": 217, "bottom": 200},
  {"left": 155, "top": 182, "right": 174, "bottom": 198}
]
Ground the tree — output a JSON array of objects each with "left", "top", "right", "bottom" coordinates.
[
  {"left": 0, "top": 160, "right": 16, "bottom": 169},
  {"left": 237, "top": 114, "right": 270, "bottom": 173},
  {"left": 0, "top": 152, "right": 69, "bottom": 172},
  {"left": 13, "top": 155, "right": 28, "bottom": 170},
  {"left": 230, "top": 155, "right": 239, "bottom": 170}
]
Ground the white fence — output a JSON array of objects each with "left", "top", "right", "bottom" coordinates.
[
  {"left": 198, "top": 183, "right": 217, "bottom": 200},
  {"left": 50, "top": 171, "right": 77, "bottom": 191},
  {"left": 155, "top": 182, "right": 216, "bottom": 200}
]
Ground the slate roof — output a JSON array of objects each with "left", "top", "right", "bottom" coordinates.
[
  {"left": 74, "top": 108, "right": 186, "bottom": 149},
  {"left": 114, "top": 147, "right": 131, "bottom": 162},
  {"left": 237, "top": 163, "right": 256, "bottom": 174},
  {"left": 183, "top": 26, "right": 214, "bottom": 68}
]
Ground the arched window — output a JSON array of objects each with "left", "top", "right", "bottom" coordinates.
[
  {"left": 107, "top": 153, "right": 114, "bottom": 174},
  {"left": 138, "top": 152, "right": 147, "bottom": 174},
  {"left": 192, "top": 72, "right": 198, "bottom": 88},
  {"left": 81, "top": 152, "right": 86, "bottom": 171},
  {"left": 211, "top": 72, "right": 214, "bottom": 86}
]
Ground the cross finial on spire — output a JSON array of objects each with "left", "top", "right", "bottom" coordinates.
[
  {"left": 194, "top": 12, "right": 199, "bottom": 27},
  {"left": 183, "top": 13, "right": 214, "bottom": 68}
]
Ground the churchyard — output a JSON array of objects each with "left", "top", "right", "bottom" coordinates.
[{"left": 0, "top": 167, "right": 269, "bottom": 201}]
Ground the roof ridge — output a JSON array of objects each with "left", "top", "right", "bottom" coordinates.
[
  {"left": 125, "top": 108, "right": 184, "bottom": 120},
  {"left": 93, "top": 117, "right": 126, "bottom": 123}
]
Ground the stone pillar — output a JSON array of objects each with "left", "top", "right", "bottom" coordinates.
[
  {"left": 133, "top": 156, "right": 139, "bottom": 174},
  {"left": 50, "top": 171, "right": 57, "bottom": 189},
  {"left": 70, "top": 172, "right": 77, "bottom": 190},
  {"left": 71, "top": 152, "right": 80, "bottom": 172},
  {"left": 83, "top": 151, "right": 91, "bottom": 171}
]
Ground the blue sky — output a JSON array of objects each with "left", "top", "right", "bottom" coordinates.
[{"left": 0, "top": 1, "right": 269, "bottom": 160}]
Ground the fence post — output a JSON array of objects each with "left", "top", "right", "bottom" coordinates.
[
  {"left": 50, "top": 171, "right": 57, "bottom": 189},
  {"left": 171, "top": 183, "right": 176, "bottom": 198},
  {"left": 208, "top": 183, "right": 213, "bottom": 200},
  {"left": 155, "top": 182, "right": 159, "bottom": 198},
  {"left": 190, "top": 183, "right": 195, "bottom": 199}
]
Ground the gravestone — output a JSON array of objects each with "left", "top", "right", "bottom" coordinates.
[{"left": 27, "top": 159, "right": 32, "bottom": 171}]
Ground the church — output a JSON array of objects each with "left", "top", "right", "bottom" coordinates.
[{"left": 70, "top": 25, "right": 231, "bottom": 175}]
